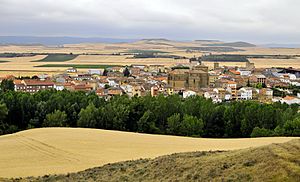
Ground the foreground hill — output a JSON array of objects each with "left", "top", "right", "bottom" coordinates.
[
  {"left": 0, "top": 128, "right": 297, "bottom": 178},
  {"left": 8, "top": 139, "right": 300, "bottom": 182}
]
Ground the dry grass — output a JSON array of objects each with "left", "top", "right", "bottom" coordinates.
[{"left": 0, "top": 128, "right": 297, "bottom": 179}]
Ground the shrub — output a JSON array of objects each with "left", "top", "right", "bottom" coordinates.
[
  {"left": 43, "top": 110, "right": 67, "bottom": 127},
  {"left": 250, "top": 127, "right": 274, "bottom": 137},
  {"left": 283, "top": 118, "right": 300, "bottom": 136}
]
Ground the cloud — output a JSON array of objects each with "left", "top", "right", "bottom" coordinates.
[{"left": 0, "top": 0, "right": 299, "bottom": 43}]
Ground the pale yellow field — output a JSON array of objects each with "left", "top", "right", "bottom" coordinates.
[
  {"left": 0, "top": 128, "right": 297, "bottom": 178},
  {"left": 72, "top": 55, "right": 188, "bottom": 66},
  {"left": 249, "top": 58, "right": 300, "bottom": 68},
  {"left": 234, "top": 47, "right": 300, "bottom": 55}
]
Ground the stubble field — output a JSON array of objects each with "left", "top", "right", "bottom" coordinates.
[{"left": 0, "top": 128, "right": 297, "bottom": 178}]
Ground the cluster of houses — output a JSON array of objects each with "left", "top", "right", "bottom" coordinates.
[
  {"left": 9, "top": 65, "right": 173, "bottom": 99},
  {"left": 202, "top": 65, "right": 300, "bottom": 104},
  {"left": 1, "top": 61, "right": 300, "bottom": 105}
]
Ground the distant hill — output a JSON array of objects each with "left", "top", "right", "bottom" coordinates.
[
  {"left": 204, "top": 41, "right": 256, "bottom": 47},
  {"left": 10, "top": 139, "right": 300, "bottom": 182},
  {"left": 0, "top": 36, "right": 138, "bottom": 46},
  {"left": 262, "top": 43, "right": 300, "bottom": 48},
  {"left": 141, "top": 38, "right": 172, "bottom": 42},
  {"left": 178, "top": 46, "right": 244, "bottom": 52},
  {"left": 194, "top": 39, "right": 221, "bottom": 42}
]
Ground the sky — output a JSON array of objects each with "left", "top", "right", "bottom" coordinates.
[{"left": 0, "top": 0, "right": 299, "bottom": 43}]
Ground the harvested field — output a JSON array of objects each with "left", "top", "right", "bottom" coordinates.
[
  {"left": 14, "top": 139, "right": 300, "bottom": 182},
  {"left": 0, "top": 128, "right": 297, "bottom": 178},
  {"left": 249, "top": 58, "right": 300, "bottom": 68}
]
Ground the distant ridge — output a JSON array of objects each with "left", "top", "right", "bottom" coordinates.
[
  {"left": 262, "top": 43, "right": 300, "bottom": 48},
  {"left": 194, "top": 39, "right": 221, "bottom": 42},
  {"left": 0, "top": 36, "right": 138, "bottom": 45},
  {"left": 205, "top": 41, "right": 256, "bottom": 47},
  {"left": 141, "top": 38, "right": 172, "bottom": 42}
]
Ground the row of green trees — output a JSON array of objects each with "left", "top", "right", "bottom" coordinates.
[{"left": 0, "top": 89, "right": 299, "bottom": 137}]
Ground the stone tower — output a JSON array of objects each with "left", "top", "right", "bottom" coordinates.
[
  {"left": 188, "top": 64, "right": 209, "bottom": 90},
  {"left": 214, "top": 62, "right": 220, "bottom": 69}
]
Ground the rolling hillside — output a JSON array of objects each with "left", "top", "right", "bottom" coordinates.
[
  {"left": 0, "top": 128, "right": 297, "bottom": 179},
  {"left": 6, "top": 139, "right": 300, "bottom": 182}
]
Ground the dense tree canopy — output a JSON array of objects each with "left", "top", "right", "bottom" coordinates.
[
  {"left": 0, "top": 79, "right": 14, "bottom": 92},
  {"left": 0, "top": 89, "right": 299, "bottom": 138}
]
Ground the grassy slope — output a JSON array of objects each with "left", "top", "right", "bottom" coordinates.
[{"left": 10, "top": 139, "right": 300, "bottom": 182}]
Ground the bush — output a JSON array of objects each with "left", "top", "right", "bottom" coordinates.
[
  {"left": 283, "top": 118, "right": 300, "bottom": 136},
  {"left": 77, "top": 104, "right": 99, "bottom": 128},
  {"left": 181, "top": 115, "right": 204, "bottom": 137},
  {"left": 250, "top": 127, "right": 274, "bottom": 137},
  {"left": 43, "top": 110, "right": 67, "bottom": 127},
  {"left": 167, "top": 113, "right": 181, "bottom": 135}
]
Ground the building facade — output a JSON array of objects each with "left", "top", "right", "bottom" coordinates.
[{"left": 168, "top": 64, "right": 209, "bottom": 91}]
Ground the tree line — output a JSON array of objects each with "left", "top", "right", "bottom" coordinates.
[{"left": 0, "top": 89, "right": 299, "bottom": 137}]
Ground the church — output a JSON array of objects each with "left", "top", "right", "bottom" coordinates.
[{"left": 168, "top": 62, "right": 209, "bottom": 91}]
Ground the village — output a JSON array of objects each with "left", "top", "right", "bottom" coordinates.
[{"left": 2, "top": 57, "right": 300, "bottom": 105}]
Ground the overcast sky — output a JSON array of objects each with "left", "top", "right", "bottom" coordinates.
[{"left": 0, "top": 0, "right": 299, "bottom": 43}]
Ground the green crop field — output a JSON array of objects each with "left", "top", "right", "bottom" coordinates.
[
  {"left": 35, "top": 64, "right": 120, "bottom": 69},
  {"left": 32, "top": 54, "right": 78, "bottom": 62}
]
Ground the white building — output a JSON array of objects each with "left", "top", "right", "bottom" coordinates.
[
  {"left": 237, "top": 69, "right": 252, "bottom": 76},
  {"left": 107, "top": 79, "right": 119, "bottom": 87},
  {"left": 238, "top": 87, "right": 253, "bottom": 100},
  {"left": 120, "top": 84, "right": 133, "bottom": 97},
  {"left": 67, "top": 67, "right": 77, "bottom": 73},
  {"left": 204, "top": 90, "right": 222, "bottom": 103},
  {"left": 183, "top": 90, "right": 197, "bottom": 99},
  {"left": 280, "top": 96, "right": 300, "bottom": 105},
  {"left": 291, "top": 82, "right": 300, "bottom": 87},
  {"left": 265, "top": 88, "right": 273, "bottom": 97},
  {"left": 88, "top": 69, "right": 101, "bottom": 75},
  {"left": 54, "top": 84, "right": 65, "bottom": 91}
]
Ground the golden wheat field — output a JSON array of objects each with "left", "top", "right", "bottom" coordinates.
[{"left": 0, "top": 128, "right": 297, "bottom": 178}]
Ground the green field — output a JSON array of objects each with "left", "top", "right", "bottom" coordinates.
[
  {"left": 35, "top": 64, "right": 120, "bottom": 69},
  {"left": 200, "top": 54, "right": 250, "bottom": 62},
  {"left": 0, "top": 60, "right": 9, "bottom": 63},
  {"left": 0, "top": 53, "right": 37, "bottom": 58},
  {"left": 32, "top": 54, "right": 78, "bottom": 62}
]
